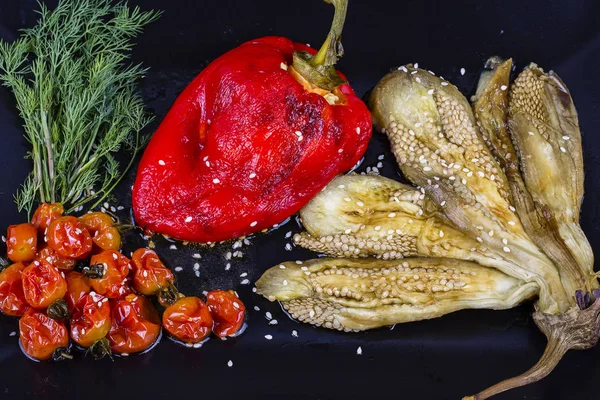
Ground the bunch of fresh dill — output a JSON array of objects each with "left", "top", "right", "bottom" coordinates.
[{"left": 0, "top": 0, "right": 161, "bottom": 215}]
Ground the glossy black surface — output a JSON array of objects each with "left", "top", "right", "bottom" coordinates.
[{"left": 1, "top": 1, "right": 599, "bottom": 399}]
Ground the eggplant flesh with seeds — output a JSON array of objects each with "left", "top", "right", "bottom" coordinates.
[
  {"left": 369, "top": 62, "right": 600, "bottom": 399},
  {"left": 296, "top": 174, "right": 532, "bottom": 278},
  {"left": 256, "top": 257, "right": 537, "bottom": 332},
  {"left": 369, "top": 65, "right": 569, "bottom": 315}
]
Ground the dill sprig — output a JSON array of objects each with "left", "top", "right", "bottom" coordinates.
[{"left": 0, "top": 0, "right": 161, "bottom": 215}]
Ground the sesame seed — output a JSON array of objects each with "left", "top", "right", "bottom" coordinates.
[
  {"left": 344, "top": 228, "right": 352, "bottom": 234},
  {"left": 195, "top": 270, "right": 200, "bottom": 277},
  {"left": 249, "top": 172, "right": 256, "bottom": 178},
  {"left": 460, "top": 68, "right": 466, "bottom": 75},
  {"left": 378, "top": 155, "right": 384, "bottom": 160},
  {"left": 9, "top": 331, "right": 16, "bottom": 337},
  {"left": 509, "top": 206, "right": 516, "bottom": 212},
  {"left": 158, "top": 159, "right": 166, "bottom": 165},
  {"left": 264, "top": 335, "right": 273, "bottom": 340},
  {"left": 174, "top": 267, "right": 183, "bottom": 272},
  {"left": 427, "top": 89, "right": 434, "bottom": 95},
  {"left": 279, "top": 265, "right": 286, "bottom": 269},
  {"left": 439, "top": 230, "right": 444, "bottom": 237},
  {"left": 441, "top": 81, "right": 448, "bottom": 86},
  {"left": 184, "top": 216, "right": 193, "bottom": 223},
  {"left": 241, "top": 279, "right": 250, "bottom": 285},
  {"left": 388, "top": 213, "right": 396, "bottom": 218},
  {"left": 423, "top": 166, "right": 432, "bottom": 171},
  {"left": 280, "top": 62, "right": 287, "bottom": 70},
  {"left": 292, "top": 330, "right": 298, "bottom": 337},
  {"left": 399, "top": 66, "right": 408, "bottom": 72},
  {"left": 500, "top": 85, "right": 507, "bottom": 91},
  {"left": 415, "top": 77, "right": 421, "bottom": 83},
  {"left": 356, "top": 127, "right": 361, "bottom": 134},
  {"left": 528, "top": 131, "right": 534, "bottom": 136},
  {"left": 503, "top": 246, "right": 511, "bottom": 253},
  {"left": 285, "top": 231, "right": 292, "bottom": 238},
  {"left": 489, "top": 230, "right": 494, "bottom": 237},
  {"left": 254, "top": 306, "right": 260, "bottom": 311},
  {"left": 193, "top": 263, "right": 200, "bottom": 271},
  {"left": 213, "top": 178, "right": 220, "bottom": 184},
  {"left": 193, "top": 253, "right": 201, "bottom": 259},
  {"left": 169, "top": 244, "right": 177, "bottom": 250},
  {"left": 205, "top": 161, "right": 210, "bottom": 167},
  {"left": 440, "top": 201, "right": 446, "bottom": 206},
  {"left": 295, "top": 131, "right": 302, "bottom": 137},
  {"left": 562, "top": 136, "right": 570, "bottom": 140},
  {"left": 1, "top": 236, "right": 5, "bottom": 243},
  {"left": 269, "top": 319, "right": 278, "bottom": 325},
  {"left": 344, "top": 197, "right": 351, "bottom": 202},
  {"left": 374, "top": 226, "right": 381, "bottom": 231},
  {"left": 356, "top": 346, "right": 363, "bottom": 355},
  {"left": 283, "top": 280, "right": 288, "bottom": 286},
  {"left": 285, "top": 243, "right": 292, "bottom": 251},
  {"left": 560, "top": 147, "right": 566, "bottom": 153},
  {"left": 508, "top": 221, "right": 516, "bottom": 226},
  {"left": 265, "top": 312, "right": 273, "bottom": 320},
  {"left": 225, "top": 263, "right": 231, "bottom": 270},
  {"left": 227, "top": 360, "right": 234, "bottom": 367},
  {"left": 193, "top": 343, "right": 202, "bottom": 348},
  {"left": 250, "top": 221, "right": 257, "bottom": 227},
  {"left": 502, "top": 238, "right": 508, "bottom": 245}
]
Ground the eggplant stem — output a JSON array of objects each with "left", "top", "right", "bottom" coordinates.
[{"left": 463, "top": 337, "right": 567, "bottom": 400}]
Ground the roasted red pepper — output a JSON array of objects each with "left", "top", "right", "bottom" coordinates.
[{"left": 133, "top": 0, "right": 371, "bottom": 242}]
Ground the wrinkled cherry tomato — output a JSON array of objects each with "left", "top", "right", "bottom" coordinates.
[
  {"left": 206, "top": 290, "right": 246, "bottom": 338},
  {"left": 22, "top": 260, "right": 68, "bottom": 309},
  {"left": 107, "top": 294, "right": 161, "bottom": 354},
  {"left": 131, "top": 248, "right": 174, "bottom": 296},
  {"left": 47, "top": 216, "right": 92, "bottom": 260},
  {"left": 0, "top": 262, "right": 28, "bottom": 316},
  {"left": 162, "top": 296, "right": 213, "bottom": 343},
  {"left": 6, "top": 223, "right": 38, "bottom": 263},
  {"left": 36, "top": 246, "right": 76, "bottom": 271},
  {"left": 64, "top": 271, "right": 91, "bottom": 312},
  {"left": 31, "top": 202, "right": 64, "bottom": 232},
  {"left": 70, "top": 292, "right": 111, "bottom": 348},
  {"left": 88, "top": 250, "right": 131, "bottom": 298},
  {"left": 79, "top": 213, "right": 121, "bottom": 252},
  {"left": 19, "top": 308, "right": 69, "bottom": 360}
]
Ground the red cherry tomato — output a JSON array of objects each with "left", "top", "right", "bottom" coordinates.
[
  {"left": 64, "top": 271, "right": 91, "bottom": 312},
  {"left": 6, "top": 223, "right": 38, "bottom": 263},
  {"left": 107, "top": 294, "right": 161, "bottom": 354},
  {"left": 36, "top": 246, "right": 76, "bottom": 271},
  {"left": 19, "top": 308, "right": 69, "bottom": 360},
  {"left": 88, "top": 250, "right": 131, "bottom": 298},
  {"left": 0, "top": 262, "right": 28, "bottom": 316},
  {"left": 70, "top": 292, "right": 111, "bottom": 348},
  {"left": 47, "top": 216, "right": 92, "bottom": 260},
  {"left": 131, "top": 248, "right": 174, "bottom": 296},
  {"left": 206, "top": 290, "right": 246, "bottom": 338},
  {"left": 79, "top": 213, "right": 121, "bottom": 252},
  {"left": 162, "top": 296, "right": 213, "bottom": 343},
  {"left": 22, "top": 260, "right": 68, "bottom": 309},
  {"left": 31, "top": 202, "right": 64, "bottom": 232}
]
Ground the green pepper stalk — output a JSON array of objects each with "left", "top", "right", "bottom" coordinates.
[{"left": 292, "top": 0, "right": 348, "bottom": 90}]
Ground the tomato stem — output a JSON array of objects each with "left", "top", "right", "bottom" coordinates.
[
  {"left": 52, "top": 347, "right": 73, "bottom": 361},
  {"left": 47, "top": 299, "right": 71, "bottom": 321},
  {"left": 87, "top": 338, "right": 112, "bottom": 360}
]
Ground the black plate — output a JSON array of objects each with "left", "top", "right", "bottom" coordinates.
[{"left": 1, "top": 1, "right": 599, "bottom": 399}]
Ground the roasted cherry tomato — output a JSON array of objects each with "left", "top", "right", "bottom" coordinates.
[
  {"left": 131, "top": 249, "right": 175, "bottom": 304},
  {"left": 79, "top": 212, "right": 120, "bottom": 252},
  {"left": 162, "top": 296, "right": 213, "bottom": 343},
  {"left": 70, "top": 292, "right": 111, "bottom": 348},
  {"left": 107, "top": 294, "right": 161, "bottom": 354},
  {"left": 6, "top": 223, "right": 38, "bottom": 263},
  {"left": 64, "top": 271, "right": 91, "bottom": 312},
  {"left": 36, "top": 246, "right": 76, "bottom": 271},
  {"left": 47, "top": 216, "right": 92, "bottom": 260},
  {"left": 0, "top": 262, "right": 28, "bottom": 316},
  {"left": 19, "top": 308, "right": 69, "bottom": 361},
  {"left": 31, "top": 202, "right": 64, "bottom": 232},
  {"left": 22, "top": 260, "right": 68, "bottom": 309},
  {"left": 88, "top": 250, "right": 131, "bottom": 298},
  {"left": 206, "top": 290, "right": 246, "bottom": 338}
]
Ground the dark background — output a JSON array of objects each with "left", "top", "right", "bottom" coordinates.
[{"left": 1, "top": 0, "right": 599, "bottom": 399}]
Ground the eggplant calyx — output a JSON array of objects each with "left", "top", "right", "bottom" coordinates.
[{"left": 463, "top": 289, "right": 600, "bottom": 400}]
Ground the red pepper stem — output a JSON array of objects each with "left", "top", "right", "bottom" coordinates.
[{"left": 292, "top": 0, "right": 349, "bottom": 90}]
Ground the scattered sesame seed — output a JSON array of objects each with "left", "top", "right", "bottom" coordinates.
[
  {"left": 427, "top": 89, "right": 434, "bottom": 95},
  {"left": 280, "top": 62, "right": 287, "bottom": 70},
  {"left": 240, "top": 272, "right": 248, "bottom": 277},
  {"left": 509, "top": 206, "right": 516, "bottom": 212},
  {"left": 441, "top": 81, "right": 448, "bottom": 86},
  {"left": 265, "top": 312, "right": 273, "bottom": 320},
  {"left": 285, "top": 243, "right": 292, "bottom": 251},
  {"left": 269, "top": 319, "right": 278, "bottom": 325},
  {"left": 285, "top": 231, "right": 292, "bottom": 238},
  {"left": 508, "top": 221, "right": 516, "bottom": 226},
  {"left": 378, "top": 155, "right": 384, "bottom": 160},
  {"left": 227, "top": 360, "right": 234, "bottom": 367},
  {"left": 249, "top": 172, "right": 256, "bottom": 178},
  {"left": 388, "top": 213, "right": 396, "bottom": 218},
  {"left": 399, "top": 66, "right": 408, "bottom": 72},
  {"left": 213, "top": 178, "right": 221, "bottom": 184},
  {"left": 283, "top": 280, "right": 288, "bottom": 286},
  {"left": 560, "top": 147, "right": 566, "bottom": 153},
  {"left": 9, "top": 331, "right": 16, "bottom": 337},
  {"left": 169, "top": 244, "right": 177, "bottom": 250},
  {"left": 292, "top": 330, "right": 298, "bottom": 337},
  {"left": 192, "top": 253, "right": 201, "bottom": 259},
  {"left": 502, "top": 238, "right": 508, "bottom": 245},
  {"left": 205, "top": 161, "right": 210, "bottom": 167},
  {"left": 193, "top": 263, "right": 200, "bottom": 271},
  {"left": 193, "top": 343, "right": 202, "bottom": 348},
  {"left": 174, "top": 267, "right": 183, "bottom": 272},
  {"left": 460, "top": 68, "right": 466, "bottom": 75},
  {"left": 195, "top": 270, "right": 200, "bottom": 277},
  {"left": 415, "top": 77, "right": 421, "bottom": 83},
  {"left": 414, "top": 63, "right": 419, "bottom": 68},
  {"left": 225, "top": 263, "right": 231, "bottom": 270},
  {"left": 250, "top": 221, "right": 257, "bottom": 227},
  {"left": 440, "top": 201, "right": 446, "bottom": 206},
  {"left": 562, "top": 136, "right": 570, "bottom": 140},
  {"left": 528, "top": 131, "right": 534, "bottom": 136},
  {"left": 264, "top": 335, "right": 273, "bottom": 340},
  {"left": 240, "top": 279, "right": 250, "bottom": 285},
  {"left": 254, "top": 306, "right": 260, "bottom": 311},
  {"left": 503, "top": 246, "right": 511, "bottom": 253},
  {"left": 500, "top": 85, "right": 507, "bottom": 91},
  {"left": 279, "top": 265, "right": 286, "bottom": 269},
  {"left": 185, "top": 216, "right": 193, "bottom": 223},
  {"left": 356, "top": 127, "right": 361, "bottom": 134},
  {"left": 356, "top": 346, "right": 363, "bottom": 355}
]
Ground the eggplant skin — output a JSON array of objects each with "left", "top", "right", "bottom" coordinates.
[{"left": 256, "top": 257, "right": 538, "bottom": 332}]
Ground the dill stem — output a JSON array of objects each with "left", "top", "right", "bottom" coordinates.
[{"left": 40, "top": 110, "right": 55, "bottom": 203}]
